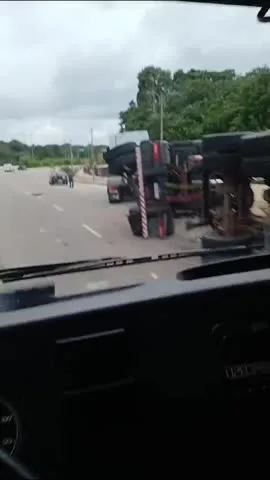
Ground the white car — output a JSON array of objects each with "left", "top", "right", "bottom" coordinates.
[{"left": 3, "top": 163, "right": 15, "bottom": 172}]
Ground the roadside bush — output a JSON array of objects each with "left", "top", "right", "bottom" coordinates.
[{"left": 22, "top": 157, "right": 84, "bottom": 169}]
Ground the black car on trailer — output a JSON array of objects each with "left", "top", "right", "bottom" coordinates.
[{"left": 49, "top": 169, "right": 68, "bottom": 186}]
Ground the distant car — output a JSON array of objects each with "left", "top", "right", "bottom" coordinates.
[
  {"left": 3, "top": 163, "right": 15, "bottom": 173},
  {"left": 106, "top": 175, "right": 133, "bottom": 203},
  {"left": 18, "top": 164, "right": 26, "bottom": 170},
  {"left": 49, "top": 170, "right": 68, "bottom": 185}
]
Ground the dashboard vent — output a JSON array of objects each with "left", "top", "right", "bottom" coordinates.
[{"left": 55, "top": 328, "right": 134, "bottom": 394}]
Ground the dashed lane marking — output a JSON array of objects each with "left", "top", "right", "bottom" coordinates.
[
  {"left": 150, "top": 272, "right": 159, "bottom": 280},
  {"left": 40, "top": 227, "right": 47, "bottom": 233},
  {"left": 53, "top": 204, "right": 64, "bottom": 212},
  {"left": 82, "top": 223, "right": 102, "bottom": 239}
]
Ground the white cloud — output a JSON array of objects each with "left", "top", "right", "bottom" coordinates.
[{"left": 0, "top": 1, "right": 268, "bottom": 145}]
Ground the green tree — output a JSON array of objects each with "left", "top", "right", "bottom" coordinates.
[
  {"left": 136, "top": 66, "right": 172, "bottom": 113},
  {"left": 0, "top": 140, "right": 106, "bottom": 167},
  {"left": 119, "top": 65, "right": 270, "bottom": 141}
]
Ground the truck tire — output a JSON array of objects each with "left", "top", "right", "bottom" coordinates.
[
  {"left": 169, "top": 143, "right": 200, "bottom": 167},
  {"left": 127, "top": 207, "right": 141, "bottom": 236},
  {"left": 129, "top": 204, "right": 171, "bottom": 216},
  {"left": 115, "top": 152, "right": 136, "bottom": 170},
  {"left": 108, "top": 196, "right": 121, "bottom": 204},
  {"left": 105, "top": 142, "right": 136, "bottom": 163},
  {"left": 156, "top": 140, "right": 171, "bottom": 165},
  {"left": 170, "top": 140, "right": 194, "bottom": 149},
  {"left": 128, "top": 205, "right": 174, "bottom": 237},
  {"left": 201, "top": 231, "right": 256, "bottom": 249},
  {"left": 202, "top": 132, "right": 251, "bottom": 154},
  {"left": 142, "top": 166, "right": 167, "bottom": 177},
  {"left": 140, "top": 140, "right": 167, "bottom": 169},
  {"left": 242, "top": 156, "right": 270, "bottom": 178},
  {"left": 241, "top": 131, "right": 270, "bottom": 158},
  {"left": 202, "top": 152, "right": 241, "bottom": 174},
  {"left": 108, "top": 153, "right": 136, "bottom": 175},
  {"left": 169, "top": 140, "right": 199, "bottom": 156},
  {"left": 208, "top": 190, "right": 223, "bottom": 209}
]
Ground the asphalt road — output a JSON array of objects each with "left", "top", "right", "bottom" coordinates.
[{"left": 0, "top": 168, "right": 203, "bottom": 295}]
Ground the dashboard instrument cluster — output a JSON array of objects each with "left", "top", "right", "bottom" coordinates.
[
  {"left": 212, "top": 320, "right": 270, "bottom": 396},
  {"left": 0, "top": 260, "right": 269, "bottom": 478},
  {"left": 0, "top": 398, "right": 20, "bottom": 455}
]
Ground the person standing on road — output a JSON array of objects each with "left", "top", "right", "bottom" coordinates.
[{"left": 68, "top": 169, "right": 74, "bottom": 188}]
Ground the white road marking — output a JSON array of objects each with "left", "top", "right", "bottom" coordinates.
[
  {"left": 82, "top": 223, "right": 102, "bottom": 239},
  {"left": 86, "top": 280, "right": 109, "bottom": 291},
  {"left": 89, "top": 184, "right": 107, "bottom": 189},
  {"left": 150, "top": 272, "right": 159, "bottom": 280},
  {"left": 39, "top": 227, "right": 47, "bottom": 233},
  {"left": 53, "top": 204, "right": 64, "bottom": 212},
  {"left": 76, "top": 185, "right": 106, "bottom": 196}
]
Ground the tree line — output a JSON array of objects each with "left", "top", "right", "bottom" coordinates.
[
  {"left": 2, "top": 65, "right": 268, "bottom": 168},
  {"left": 119, "top": 65, "right": 270, "bottom": 141},
  {"left": 0, "top": 140, "right": 107, "bottom": 167}
]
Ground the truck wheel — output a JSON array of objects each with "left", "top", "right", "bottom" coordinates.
[
  {"left": 105, "top": 143, "right": 136, "bottom": 163},
  {"left": 108, "top": 196, "right": 119, "bottom": 204},
  {"left": 108, "top": 153, "right": 136, "bottom": 176},
  {"left": 164, "top": 209, "right": 175, "bottom": 236},
  {"left": 127, "top": 208, "right": 141, "bottom": 236},
  {"left": 128, "top": 205, "right": 174, "bottom": 237},
  {"left": 142, "top": 166, "right": 167, "bottom": 177},
  {"left": 202, "top": 132, "right": 251, "bottom": 154},
  {"left": 241, "top": 131, "right": 270, "bottom": 157},
  {"left": 201, "top": 231, "right": 256, "bottom": 249},
  {"left": 108, "top": 191, "right": 122, "bottom": 204}
]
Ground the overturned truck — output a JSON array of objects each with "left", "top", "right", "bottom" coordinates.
[
  {"left": 104, "top": 140, "right": 173, "bottom": 238},
  {"left": 191, "top": 131, "right": 270, "bottom": 250},
  {"left": 103, "top": 138, "right": 211, "bottom": 238}
]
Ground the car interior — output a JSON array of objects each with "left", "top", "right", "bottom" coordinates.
[{"left": 0, "top": 1, "right": 268, "bottom": 478}]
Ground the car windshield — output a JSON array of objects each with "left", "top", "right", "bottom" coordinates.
[{"left": 0, "top": 1, "right": 268, "bottom": 294}]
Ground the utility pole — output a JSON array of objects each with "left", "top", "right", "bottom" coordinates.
[
  {"left": 63, "top": 138, "right": 68, "bottom": 162},
  {"left": 90, "top": 128, "right": 94, "bottom": 164},
  {"left": 29, "top": 134, "right": 34, "bottom": 160},
  {"left": 149, "top": 90, "right": 165, "bottom": 140},
  {"left": 69, "top": 141, "right": 73, "bottom": 167},
  {"left": 160, "top": 91, "right": 164, "bottom": 141},
  {"left": 90, "top": 128, "right": 95, "bottom": 179}
]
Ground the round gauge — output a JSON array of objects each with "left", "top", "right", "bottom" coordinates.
[{"left": 0, "top": 398, "right": 20, "bottom": 455}]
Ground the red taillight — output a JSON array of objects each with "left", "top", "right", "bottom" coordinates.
[
  {"left": 158, "top": 217, "right": 165, "bottom": 237},
  {"left": 108, "top": 185, "right": 117, "bottom": 192},
  {"left": 152, "top": 142, "right": 159, "bottom": 161}
]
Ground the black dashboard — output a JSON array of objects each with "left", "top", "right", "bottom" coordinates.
[{"left": 0, "top": 265, "right": 269, "bottom": 478}]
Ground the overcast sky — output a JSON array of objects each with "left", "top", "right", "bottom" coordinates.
[{"left": 0, "top": 1, "right": 269, "bottom": 145}]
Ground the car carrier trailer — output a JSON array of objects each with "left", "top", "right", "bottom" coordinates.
[
  {"left": 103, "top": 138, "right": 219, "bottom": 238},
  {"left": 186, "top": 131, "right": 270, "bottom": 257}
]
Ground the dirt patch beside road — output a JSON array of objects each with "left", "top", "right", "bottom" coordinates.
[{"left": 75, "top": 170, "right": 107, "bottom": 186}]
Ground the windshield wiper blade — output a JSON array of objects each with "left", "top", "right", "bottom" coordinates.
[
  {"left": 0, "top": 257, "right": 124, "bottom": 283},
  {"left": 0, "top": 244, "right": 263, "bottom": 283}
]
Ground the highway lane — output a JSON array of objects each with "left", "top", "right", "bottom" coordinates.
[{"left": 0, "top": 168, "right": 203, "bottom": 295}]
